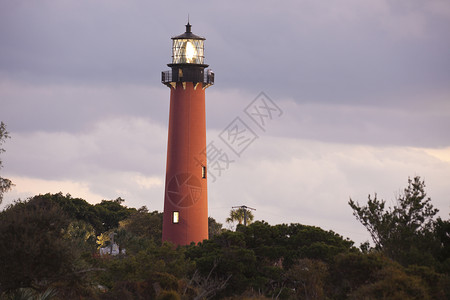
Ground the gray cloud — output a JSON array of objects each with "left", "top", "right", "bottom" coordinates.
[
  {"left": 5, "top": 117, "right": 167, "bottom": 179},
  {"left": 1, "top": 0, "right": 450, "bottom": 245},
  {"left": 1, "top": 0, "right": 449, "bottom": 103},
  {"left": 1, "top": 82, "right": 169, "bottom": 133},
  {"left": 206, "top": 135, "right": 450, "bottom": 245}
]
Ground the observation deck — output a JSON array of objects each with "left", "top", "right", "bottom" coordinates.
[{"left": 162, "top": 67, "right": 214, "bottom": 89}]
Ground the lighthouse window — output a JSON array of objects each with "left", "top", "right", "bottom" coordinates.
[
  {"left": 172, "top": 211, "right": 179, "bottom": 224},
  {"left": 172, "top": 39, "right": 204, "bottom": 64},
  {"left": 202, "top": 166, "right": 206, "bottom": 179}
]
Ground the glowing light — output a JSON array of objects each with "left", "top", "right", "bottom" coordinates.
[
  {"left": 173, "top": 211, "right": 179, "bottom": 223},
  {"left": 185, "top": 41, "right": 196, "bottom": 63}
]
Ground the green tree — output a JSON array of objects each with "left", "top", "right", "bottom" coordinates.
[
  {"left": 186, "top": 230, "right": 258, "bottom": 297},
  {"left": 0, "top": 195, "right": 107, "bottom": 297},
  {"left": 208, "top": 216, "right": 224, "bottom": 239},
  {"left": 96, "top": 242, "right": 194, "bottom": 295},
  {"left": 348, "top": 264, "right": 429, "bottom": 300},
  {"left": 328, "top": 252, "right": 387, "bottom": 298},
  {"left": 226, "top": 207, "right": 254, "bottom": 226},
  {"left": 241, "top": 221, "right": 354, "bottom": 266},
  {"left": 39, "top": 193, "right": 136, "bottom": 234},
  {"left": 285, "top": 259, "right": 328, "bottom": 300},
  {"left": 63, "top": 219, "right": 97, "bottom": 252},
  {"left": 349, "top": 176, "right": 440, "bottom": 266},
  {"left": 51, "top": 192, "right": 104, "bottom": 233},
  {"left": 434, "top": 217, "right": 450, "bottom": 273},
  {"left": 94, "top": 197, "right": 135, "bottom": 232},
  {"left": 113, "top": 207, "right": 163, "bottom": 254},
  {"left": 187, "top": 222, "right": 355, "bottom": 298},
  {"left": 1, "top": 287, "right": 58, "bottom": 300},
  {"left": 0, "top": 122, "right": 13, "bottom": 204},
  {"left": 119, "top": 206, "right": 162, "bottom": 243},
  {"left": 0, "top": 197, "right": 74, "bottom": 292}
]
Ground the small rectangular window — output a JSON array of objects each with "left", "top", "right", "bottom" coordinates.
[
  {"left": 172, "top": 211, "right": 179, "bottom": 224},
  {"left": 202, "top": 166, "right": 206, "bottom": 179}
]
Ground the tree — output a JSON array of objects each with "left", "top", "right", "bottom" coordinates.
[
  {"left": 48, "top": 192, "right": 104, "bottom": 233},
  {"left": 0, "top": 197, "right": 74, "bottom": 292},
  {"left": 348, "top": 264, "right": 429, "bottom": 300},
  {"left": 1, "top": 287, "right": 58, "bottom": 300},
  {"left": 63, "top": 219, "right": 97, "bottom": 252},
  {"left": 186, "top": 230, "right": 258, "bottom": 297},
  {"left": 226, "top": 207, "right": 254, "bottom": 226},
  {"left": 434, "top": 217, "right": 450, "bottom": 273},
  {"left": 0, "top": 122, "right": 13, "bottom": 204},
  {"left": 208, "top": 216, "right": 223, "bottom": 239},
  {"left": 119, "top": 206, "right": 163, "bottom": 243},
  {"left": 285, "top": 259, "right": 328, "bottom": 300},
  {"left": 94, "top": 197, "right": 135, "bottom": 232},
  {"left": 39, "top": 193, "right": 136, "bottom": 234},
  {"left": 349, "top": 176, "right": 440, "bottom": 266}
]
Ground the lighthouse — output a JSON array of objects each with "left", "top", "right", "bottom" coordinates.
[{"left": 161, "top": 23, "right": 214, "bottom": 245}]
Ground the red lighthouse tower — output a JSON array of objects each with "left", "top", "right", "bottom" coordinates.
[{"left": 161, "top": 23, "right": 214, "bottom": 245}]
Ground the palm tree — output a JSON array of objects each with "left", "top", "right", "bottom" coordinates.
[
  {"left": 2, "top": 287, "right": 57, "bottom": 300},
  {"left": 226, "top": 208, "right": 254, "bottom": 226}
]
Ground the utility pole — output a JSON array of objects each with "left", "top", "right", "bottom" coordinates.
[
  {"left": 232, "top": 205, "right": 256, "bottom": 226},
  {"left": 109, "top": 232, "right": 117, "bottom": 255}
]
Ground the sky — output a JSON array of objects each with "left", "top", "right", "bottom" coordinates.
[{"left": 1, "top": 0, "right": 450, "bottom": 246}]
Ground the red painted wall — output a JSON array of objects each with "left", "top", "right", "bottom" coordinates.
[{"left": 162, "top": 82, "right": 208, "bottom": 245}]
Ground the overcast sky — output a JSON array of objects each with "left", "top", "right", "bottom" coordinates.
[{"left": 1, "top": 0, "right": 449, "bottom": 246}]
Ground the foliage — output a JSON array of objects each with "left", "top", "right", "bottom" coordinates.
[
  {"left": 0, "top": 194, "right": 133, "bottom": 297},
  {"left": 406, "top": 265, "right": 450, "bottom": 299},
  {"left": 348, "top": 263, "right": 429, "bottom": 300},
  {"left": 433, "top": 217, "right": 450, "bottom": 274},
  {"left": 285, "top": 258, "right": 328, "bottom": 300},
  {"left": 240, "top": 221, "right": 355, "bottom": 265},
  {"left": 118, "top": 206, "right": 163, "bottom": 246},
  {"left": 1, "top": 188, "right": 447, "bottom": 299},
  {"left": 208, "top": 216, "right": 224, "bottom": 239},
  {"left": 99, "top": 272, "right": 182, "bottom": 300},
  {"left": 0, "top": 121, "right": 13, "bottom": 204},
  {"left": 95, "top": 242, "right": 194, "bottom": 287},
  {"left": 63, "top": 220, "right": 97, "bottom": 253},
  {"left": 186, "top": 230, "right": 257, "bottom": 298},
  {"left": 186, "top": 221, "right": 355, "bottom": 298},
  {"left": 94, "top": 197, "right": 135, "bottom": 232},
  {"left": 0, "top": 196, "right": 75, "bottom": 292},
  {"left": 328, "top": 251, "right": 389, "bottom": 298},
  {"left": 349, "top": 176, "right": 441, "bottom": 267},
  {"left": 35, "top": 193, "right": 136, "bottom": 234},
  {"left": 0, "top": 287, "right": 58, "bottom": 300},
  {"left": 93, "top": 242, "right": 195, "bottom": 299},
  {"left": 226, "top": 207, "right": 254, "bottom": 226}
]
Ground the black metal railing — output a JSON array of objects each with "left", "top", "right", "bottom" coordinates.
[
  {"left": 161, "top": 70, "right": 172, "bottom": 83},
  {"left": 162, "top": 69, "right": 214, "bottom": 86},
  {"left": 205, "top": 70, "right": 214, "bottom": 85}
]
